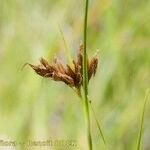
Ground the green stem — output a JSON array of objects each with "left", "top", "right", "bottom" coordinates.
[
  {"left": 83, "top": 0, "right": 92, "bottom": 149},
  {"left": 136, "top": 89, "right": 150, "bottom": 150},
  {"left": 89, "top": 100, "right": 108, "bottom": 150}
]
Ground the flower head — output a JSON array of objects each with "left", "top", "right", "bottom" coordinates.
[{"left": 29, "top": 44, "right": 98, "bottom": 95}]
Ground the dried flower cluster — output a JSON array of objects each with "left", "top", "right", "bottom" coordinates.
[{"left": 29, "top": 44, "right": 98, "bottom": 95}]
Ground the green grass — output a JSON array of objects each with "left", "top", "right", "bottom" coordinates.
[
  {"left": 136, "top": 89, "right": 150, "bottom": 150},
  {"left": 0, "top": 0, "right": 150, "bottom": 149},
  {"left": 83, "top": 0, "right": 93, "bottom": 149},
  {"left": 89, "top": 101, "right": 108, "bottom": 150}
]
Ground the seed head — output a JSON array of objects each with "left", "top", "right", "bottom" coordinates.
[{"left": 29, "top": 44, "right": 98, "bottom": 94}]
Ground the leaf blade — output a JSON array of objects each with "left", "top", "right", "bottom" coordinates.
[{"left": 136, "top": 88, "right": 150, "bottom": 150}]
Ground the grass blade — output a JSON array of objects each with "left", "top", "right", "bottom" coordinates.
[
  {"left": 136, "top": 88, "right": 150, "bottom": 150},
  {"left": 58, "top": 24, "right": 73, "bottom": 67},
  {"left": 89, "top": 100, "right": 108, "bottom": 150}
]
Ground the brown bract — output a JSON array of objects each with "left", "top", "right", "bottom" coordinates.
[{"left": 29, "top": 44, "right": 98, "bottom": 95}]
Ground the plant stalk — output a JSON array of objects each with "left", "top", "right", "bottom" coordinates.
[
  {"left": 136, "top": 89, "right": 150, "bottom": 150},
  {"left": 83, "top": 0, "right": 93, "bottom": 149}
]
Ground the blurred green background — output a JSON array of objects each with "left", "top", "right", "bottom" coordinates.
[{"left": 0, "top": 0, "right": 150, "bottom": 149}]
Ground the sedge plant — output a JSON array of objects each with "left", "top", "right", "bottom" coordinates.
[
  {"left": 26, "top": 0, "right": 150, "bottom": 149},
  {"left": 27, "top": 0, "right": 107, "bottom": 149}
]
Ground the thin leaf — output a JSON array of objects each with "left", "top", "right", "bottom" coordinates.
[
  {"left": 58, "top": 24, "right": 73, "bottom": 68},
  {"left": 89, "top": 99, "right": 108, "bottom": 150},
  {"left": 136, "top": 88, "right": 150, "bottom": 150}
]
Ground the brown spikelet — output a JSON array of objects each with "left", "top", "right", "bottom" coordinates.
[
  {"left": 77, "top": 44, "right": 83, "bottom": 67},
  {"left": 75, "top": 72, "right": 82, "bottom": 87},
  {"left": 29, "top": 64, "right": 51, "bottom": 77},
  {"left": 58, "top": 73, "right": 74, "bottom": 86},
  {"left": 56, "top": 61, "right": 66, "bottom": 74},
  {"left": 40, "top": 57, "right": 49, "bottom": 68},
  {"left": 66, "top": 65, "right": 76, "bottom": 79},
  {"left": 88, "top": 51, "right": 98, "bottom": 80}
]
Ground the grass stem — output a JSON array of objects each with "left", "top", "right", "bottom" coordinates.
[
  {"left": 83, "top": 0, "right": 93, "bottom": 149},
  {"left": 136, "top": 88, "right": 150, "bottom": 150}
]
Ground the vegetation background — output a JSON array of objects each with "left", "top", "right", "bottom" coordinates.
[{"left": 0, "top": 0, "right": 150, "bottom": 149}]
